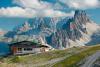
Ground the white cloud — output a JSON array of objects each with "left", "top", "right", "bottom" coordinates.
[
  {"left": 38, "top": 9, "right": 75, "bottom": 17},
  {"left": 13, "top": 0, "right": 52, "bottom": 9},
  {"left": 0, "top": 7, "right": 74, "bottom": 17},
  {"left": 0, "top": 7, "right": 30, "bottom": 17},
  {"left": 0, "top": 0, "right": 99, "bottom": 17},
  {"left": 59, "top": 0, "right": 100, "bottom": 9},
  {"left": 0, "top": 0, "right": 75, "bottom": 17}
]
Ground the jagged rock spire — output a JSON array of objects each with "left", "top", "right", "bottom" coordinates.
[
  {"left": 4, "top": 10, "right": 99, "bottom": 49},
  {"left": 50, "top": 10, "right": 91, "bottom": 49}
]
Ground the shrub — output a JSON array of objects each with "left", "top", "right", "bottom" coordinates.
[{"left": 10, "top": 56, "right": 21, "bottom": 63}]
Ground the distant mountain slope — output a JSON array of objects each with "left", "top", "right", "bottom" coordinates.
[{"left": 4, "top": 10, "right": 100, "bottom": 49}]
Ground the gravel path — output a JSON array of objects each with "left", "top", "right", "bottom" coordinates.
[
  {"left": 32, "top": 47, "right": 89, "bottom": 67},
  {"left": 80, "top": 51, "right": 100, "bottom": 67}
]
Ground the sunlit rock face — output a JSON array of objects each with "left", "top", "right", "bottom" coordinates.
[
  {"left": 4, "top": 10, "right": 100, "bottom": 49},
  {"left": 48, "top": 10, "right": 99, "bottom": 49}
]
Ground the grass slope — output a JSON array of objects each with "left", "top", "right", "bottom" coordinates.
[
  {"left": 0, "top": 47, "right": 83, "bottom": 67},
  {"left": 0, "top": 45, "right": 100, "bottom": 67},
  {"left": 53, "top": 45, "right": 100, "bottom": 67}
]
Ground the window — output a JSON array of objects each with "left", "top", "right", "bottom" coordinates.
[
  {"left": 18, "top": 48, "right": 22, "bottom": 51},
  {"left": 24, "top": 48, "right": 32, "bottom": 51}
]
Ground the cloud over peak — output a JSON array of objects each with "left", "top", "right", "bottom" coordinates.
[
  {"left": 0, "top": 0, "right": 100, "bottom": 18},
  {"left": 0, "top": 0, "right": 75, "bottom": 17},
  {"left": 13, "top": 0, "right": 52, "bottom": 9},
  {"left": 0, "top": 7, "right": 74, "bottom": 18}
]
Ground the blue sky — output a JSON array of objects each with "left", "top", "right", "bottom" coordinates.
[{"left": 0, "top": 0, "right": 100, "bottom": 31}]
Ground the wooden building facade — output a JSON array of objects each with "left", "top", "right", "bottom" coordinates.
[{"left": 10, "top": 41, "right": 50, "bottom": 55}]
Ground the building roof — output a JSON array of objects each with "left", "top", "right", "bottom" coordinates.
[{"left": 9, "top": 41, "right": 49, "bottom": 48}]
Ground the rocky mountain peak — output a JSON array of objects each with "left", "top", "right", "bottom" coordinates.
[
  {"left": 74, "top": 10, "right": 90, "bottom": 24},
  {"left": 3, "top": 10, "right": 100, "bottom": 49},
  {"left": 16, "top": 21, "right": 32, "bottom": 34},
  {"left": 48, "top": 10, "right": 99, "bottom": 49}
]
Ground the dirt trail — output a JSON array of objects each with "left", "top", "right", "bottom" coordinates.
[{"left": 80, "top": 51, "right": 100, "bottom": 67}]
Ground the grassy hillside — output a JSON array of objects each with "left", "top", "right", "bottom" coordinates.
[
  {"left": 0, "top": 45, "right": 100, "bottom": 67},
  {"left": 53, "top": 45, "right": 100, "bottom": 67},
  {"left": 0, "top": 47, "right": 85, "bottom": 67}
]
